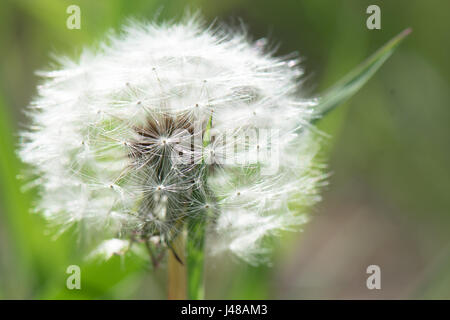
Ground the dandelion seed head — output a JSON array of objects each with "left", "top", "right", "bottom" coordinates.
[{"left": 19, "top": 14, "right": 324, "bottom": 264}]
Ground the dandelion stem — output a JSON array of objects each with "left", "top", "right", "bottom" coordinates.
[{"left": 167, "top": 227, "right": 187, "bottom": 300}]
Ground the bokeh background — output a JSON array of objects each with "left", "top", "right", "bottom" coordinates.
[{"left": 1, "top": 0, "right": 449, "bottom": 299}]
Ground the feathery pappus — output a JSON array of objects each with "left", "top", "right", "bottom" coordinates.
[{"left": 19, "top": 13, "right": 325, "bottom": 265}]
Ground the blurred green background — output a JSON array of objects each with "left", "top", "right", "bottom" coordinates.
[{"left": 1, "top": 0, "right": 449, "bottom": 299}]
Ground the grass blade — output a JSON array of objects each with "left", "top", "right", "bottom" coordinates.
[{"left": 313, "top": 28, "right": 412, "bottom": 121}]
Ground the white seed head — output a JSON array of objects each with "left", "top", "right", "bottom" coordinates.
[{"left": 19, "top": 14, "right": 324, "bottom": 264}]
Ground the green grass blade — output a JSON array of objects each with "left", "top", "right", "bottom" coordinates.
[
  {"left": 186, "top": 213, "right": 206, "bottom": 300},
  {"left": 313, "top": 28, "right": 411, "bottom": 121},
  {"left": 185, "top": 116, "right": 215, "bottom": 300}
]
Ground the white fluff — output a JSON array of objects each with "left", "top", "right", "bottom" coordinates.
[{"left": 19, "top": 14, "right": 324, "bottom": 264}]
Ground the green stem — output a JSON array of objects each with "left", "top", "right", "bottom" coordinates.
[
  {"left": 186, "top": 212, "right": 207, "bottom": 299},
  {"left": 185, "top": 112, "right": 213, "bottom": 299}
]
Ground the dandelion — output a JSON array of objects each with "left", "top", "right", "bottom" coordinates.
[{"left": 18, "top": 13, "right": 409, "bottom": 299}]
